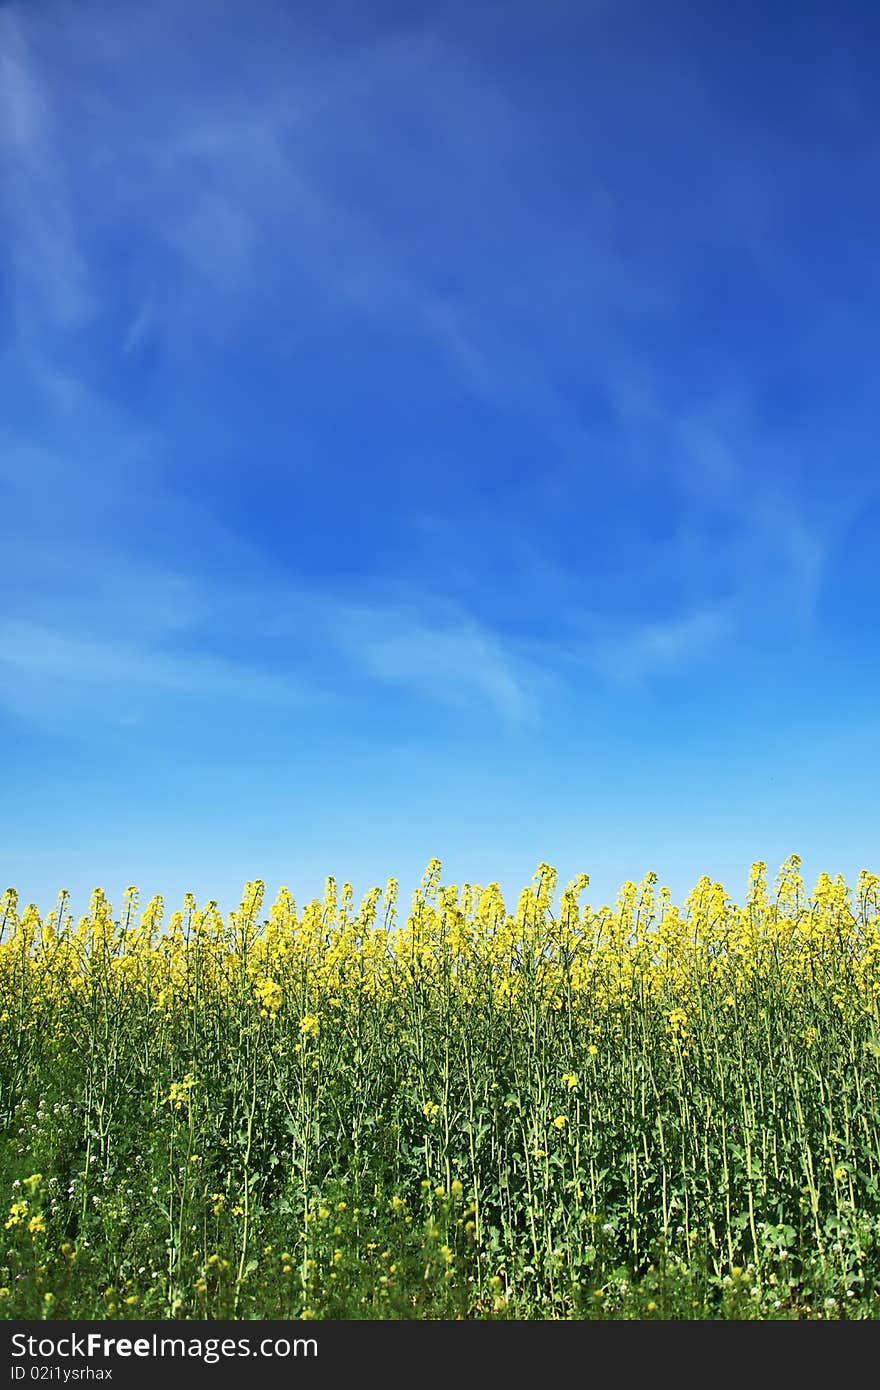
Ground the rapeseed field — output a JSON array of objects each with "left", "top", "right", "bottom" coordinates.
[{"left": 2, "top": 857, "right": 879, "bottom": 1319}]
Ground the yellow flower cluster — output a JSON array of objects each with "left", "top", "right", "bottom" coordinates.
[
  {"left": 165, "top": 1074, "right": 198, "bottom": 1110},
  {"left": 1, "top": 857, "right": 878, "bottom": 1054},
  {"left": 5, "top": 1201, "right": 28, "bottom": 1229},
  {"left": 254, "top": 977, "right": 283, "bottom": 1014}
]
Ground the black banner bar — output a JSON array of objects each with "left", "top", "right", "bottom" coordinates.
[{"left": 0, "top": 1317, "right": 856, "bottom": 1388}]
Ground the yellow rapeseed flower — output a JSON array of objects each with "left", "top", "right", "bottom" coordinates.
[
  {"left": 164, "top": 1074, "right": 197, "bottom": 1110},
  {"left": 5, "top": 1201, "right": 28, "bottom": 1229},
  {"left": 254, "top": 978, "right": 283, "bottom": 1014}
]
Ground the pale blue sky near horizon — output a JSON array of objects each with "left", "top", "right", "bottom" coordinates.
[{"left": 2, "top": 0, "right": 879, "bottom": 921}]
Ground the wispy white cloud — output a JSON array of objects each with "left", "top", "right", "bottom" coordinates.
[
  {"left": 0, "top": 9, "right": 92, "bottom": 333},
  {"left": 0, "top": 0, "right": 644, "bottom": 432},
  {"left": 592, "top": 604, "right": 735, "bottom": 682},
  {"left": 0, "top": 616, "right": 301, "bottom": 712},
  {"left": 0, "top": 12, "right": 41, "bottom": 150},
  {"left": 325, "top": 600, "right": 535, "bottom": 726},
  {"left": 591, "top": 376, "right": 852, "bottom": 642},
  {"left": 0, "top": 0, "right": 872, "bottom": 714},
  {"left": 0, "top": 535, "right": 537, "bottom": 731},
  {"left": 122, "top": 294, "right": 158, "bottom": 355}
]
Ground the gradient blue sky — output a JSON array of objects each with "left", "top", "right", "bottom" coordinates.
[{"left": 2, "top": 0, "right": 879, "bottom": 919}]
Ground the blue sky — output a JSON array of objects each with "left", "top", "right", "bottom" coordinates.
[{"left": 2, "top": 0, "right": 879, "bottom": 919}]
